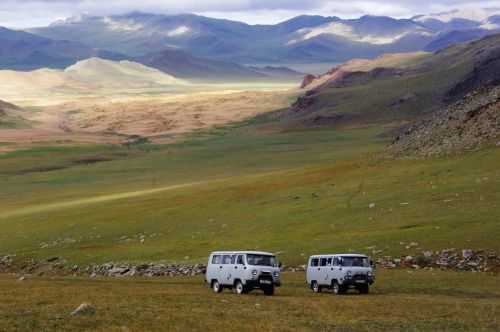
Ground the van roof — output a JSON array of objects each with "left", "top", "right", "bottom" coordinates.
[
  {"left": 309, "top": 254, "right": 368, "bottom": 258},
  {"left": 210, "top": 251, "right": 275, "bottom": 256}
]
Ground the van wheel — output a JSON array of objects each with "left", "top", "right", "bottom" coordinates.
[
  {"left": 358, "top": 284, "right": 369, "bottom": 294},
  {"left": 311, "top": 281, "right": 321, "bottom": 293},
  {"left": 234, "top": 280, "right": 246, "bottom": 295},
  {"left": 263, "top": 285, "right": 275, "bottom": 296},
  {"left": 332, "top": 281, "right": 341, "bottom": 295},
  {"left": 212, "top": 280, "right": 223, "bottom": 293}
]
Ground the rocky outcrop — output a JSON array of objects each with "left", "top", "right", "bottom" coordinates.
[
  {"left": 300, "top": 74, "right": 317, "bottom": 89},
  {"left": 0, "top": 256, "right": 207, "bottom": 278},
  {"left": 2, "top": 249, "right": 500, "bottom": 278},
  {"left": 390, "top": 85, "right": 500, "bottom": 157},
  {"left": 376, "top": 248, "right": 500, "bottom": 273},
  {"left": 85, "top": 262, "right": 206, "bottom": 278}
]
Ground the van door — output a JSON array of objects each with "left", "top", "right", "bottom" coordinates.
[
  {"left": 307, "top": 257, "right": 320, "bottom": 284},
  {"left": 233, "top": 254, "right": 245, "bottom": 283},
  {"left": 210, "top": 254, "right": 223, "bottom": 283},
  {"left": 331, "top": 256, "right": 342, "bottom": 283},
  {"left": 221, "top": 254, "right": 234, "bottom": 285},
  {"left": 319, "top": 257, "right": 330, "bottom": 286}
]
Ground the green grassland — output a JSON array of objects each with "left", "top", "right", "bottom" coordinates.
[
  {"left": 1, "top": 270, "right": 499, "bottom": 332},
  {"left": 0, "top": 121, "right": 498, "bottom": 266}
]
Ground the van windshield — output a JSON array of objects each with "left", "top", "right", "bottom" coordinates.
[
  {"left": 341, "top": 256, "right": 369, "bottom": 267},
  {"left": 246, "top": 254, "right": 277, "bottom": 267}
]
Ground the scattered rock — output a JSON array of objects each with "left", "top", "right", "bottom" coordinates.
[
  {"left": 71, "top": 303, "right": 96, "bottom": 316},
  {"left": 390, "top": 85, "right": 500, "bottom": 157},
  {"left": 369, "top": 203, "right": 376, "bottom": 209},
  {"left": 462, "top": 249, "right": 474, "bottom": 259}
]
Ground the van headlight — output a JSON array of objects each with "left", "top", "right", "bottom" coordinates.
[
  {"left": 252, "top": 270, "right": 258, "bottom": 277},
  {"left": 273, "top": 271, "right": 280, "bottom": 278},
  {"left": 368, "top": 271, "right": 373, "bottom": 277},
  {"left": 346, "top": 271, "right": 352, "bottom": 279}
]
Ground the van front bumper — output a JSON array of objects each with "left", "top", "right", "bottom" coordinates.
[
  {"left": 341, "top": 275, "right": 374, "bottom": 286},
  {"left": 245, "top": 279, "right": 281, "bottom": 288}
]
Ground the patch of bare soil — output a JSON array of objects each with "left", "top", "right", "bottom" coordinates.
[
  {"left": 0, "top": 89, "right": 297, "bottom": 151},
  {"left": 59, "top": 91, "right": 295, "bottom": 139}
]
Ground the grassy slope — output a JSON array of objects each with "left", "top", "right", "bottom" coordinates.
[
  {"left": 1, "top": 271, "right": 499, "bottom": 332},
  {"left": 288, "top": 59, "right": 472, "bottom": 126},
  {"left": 0, "top": 122, "right": 498, "bottom": 266}
]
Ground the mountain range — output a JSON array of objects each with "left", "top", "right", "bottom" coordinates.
[
  {"left": 0, "top": 27, "right": 125, "bottom": 70},
  {"left": 1, "top": 8, "right": 500, "bottom": 80},
  {"left": 27, "top": 9, "right": 500, "bottom": 65}
]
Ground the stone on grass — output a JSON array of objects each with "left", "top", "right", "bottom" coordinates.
[
  {"left": 462, "top": 249, "right": 474, "bottom": 259},
  {"left": 71, "top": 303, "right": 96, "bottom": 316}
]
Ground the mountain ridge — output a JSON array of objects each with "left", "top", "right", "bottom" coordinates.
[{"left": 27, "top": 10, "right": 500, "bottom": 64}]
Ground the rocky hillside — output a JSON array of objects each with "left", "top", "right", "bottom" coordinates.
[
  {"left": 277, "top": 33, "right": 500, "bottom": 131},
  {"left": 390, "top": 86, "right": 500, "bottom": 157}
]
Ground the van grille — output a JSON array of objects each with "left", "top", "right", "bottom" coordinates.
[{"left": 353, "top": 274, "right": 367, "bottom": 281}]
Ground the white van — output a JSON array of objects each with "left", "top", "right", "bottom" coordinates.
[
  {"left": 205, "top": 251, "right": 281, "bottom": 295},
  {"left": 306, "top": 254, "right": 375, "bottom": 294}
]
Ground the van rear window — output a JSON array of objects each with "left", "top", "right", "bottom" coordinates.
[
  {"left": 310, "top": 258, "right": 319, "bottom": 267},
  {"left": 212, "top": 255, "right": 221, "bottom": 264}
]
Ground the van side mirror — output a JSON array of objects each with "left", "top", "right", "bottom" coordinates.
[{"left": 278, "top": 262, "right": 282, "bottom": 268}]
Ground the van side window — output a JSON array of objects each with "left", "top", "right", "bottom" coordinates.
[
  {"left": 231, "top": 255, "right": 236, "bottom": 264},
  {"left": 327, "top": 257, "right": 333, "bottom": 266},
  {"left": 222, "top": 255, "right": 232, "bottom": 264},
  {"left": 320, "top": 258, "right": 328, "bottom": 266},
  {"left": 333, "top": 257, "right": 340, "bottom": 266},
  {"left": 237, "top": 255, "right": 244, "bottom": 265},
  {"left": 212, "top": 255, "right": 221, "bottom": 264},
  {"left": 311, "top": 258, "right": 319, "bottom": 267}
]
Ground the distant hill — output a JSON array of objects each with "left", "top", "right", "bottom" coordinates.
[
  {"left": 0, "top": 100, "right": 28, "bottom": 129},
  {"left": 28, "top": 10, "right": 500, "bottom": 64},
  {"left": 275, "top": 33, "right": 500, "bottom": 131},
  {"left": 134, "top": 49, "right": 266, "bottom": 81},
  {"left": 0, "top": 100, "right": 20, "bottom": 116},
  {"left": 64, "top": 57, "right": 185, "bottom": 87},
  {"left": 0, "top": 27, "right": 125, "bottom": 70},
  {"left": 0, "top": 58, "right": 188, "bottom": 99}
]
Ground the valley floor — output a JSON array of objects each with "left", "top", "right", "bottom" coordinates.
[
  {"left": 0, "top": 125, "right": 499, "bottom": 266},
  {"left": 1, "top": 270, "right": 499, "bottom": 332}
]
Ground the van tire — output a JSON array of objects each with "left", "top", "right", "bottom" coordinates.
[
  {"left": 311, "top": 281, "right": 321, "bottom": 293},
  {"left": 263, "top": 285, "right": 275, "bottom": 296},
  {"left": 332, "top": 281, "right": 342, "bottom": 295},
  {"left": 234, "top": 280, "right": 246, "bottom": 295},
  {"left": 212, "top": 280, "right": 223, "bottom": 293},
  {"left": 358, "top": 284, "right": 369, "bottom": 294}
]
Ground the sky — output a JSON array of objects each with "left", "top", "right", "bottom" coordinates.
[{"left": 1, "top": 0, "right": 500, "bottom": 29}]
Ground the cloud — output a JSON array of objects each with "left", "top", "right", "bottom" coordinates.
[{"left": 1, "top": 0, "right": 500, "bottom": 28}]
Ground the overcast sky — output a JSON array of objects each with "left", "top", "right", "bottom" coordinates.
[{"left": 1, "top": 0, "right": 500, "bottom": 29}]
